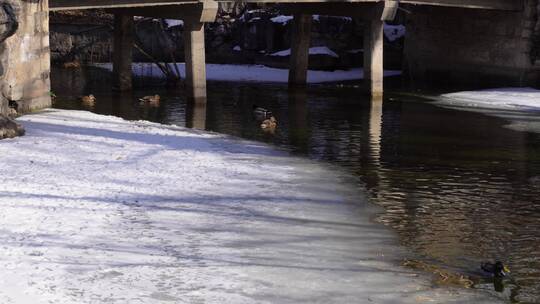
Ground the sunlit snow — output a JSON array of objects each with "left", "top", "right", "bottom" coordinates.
[{"left": 0, "top": 109, "right": 502, "bottom": 303}]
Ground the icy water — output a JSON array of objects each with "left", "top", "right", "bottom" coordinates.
[{"left": 52, "top": 67, "right": 540, "bottom": 303}]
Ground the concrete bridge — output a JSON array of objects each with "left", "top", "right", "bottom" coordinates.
[{"left": 0, "top": 0, "right": 536, "bottom": 115}]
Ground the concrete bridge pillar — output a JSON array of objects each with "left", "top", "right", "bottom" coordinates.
[
  {"left": 363, "top": 19, "right": 384, "bottom": 97},
  {"left": 183, "top": 22, "right": 207, "bottom": 100},
  {"left": 288, "top": 13, "right": 312, "bottom": 87},
  {"left": 113, "top": 13, "right": 134, "bottom": 91}
]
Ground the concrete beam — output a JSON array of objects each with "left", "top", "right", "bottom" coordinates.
[
  {"left": 401, "top": 0, "right": 523, "bottom": 10},
  {"left": 50, "top": 0, "right": 196, "bottom": 11},
  {"left": 364, "top": 18, "right": 384, "bottom": 97},
  {"left": 112, "top": 0, "right": 218, "bottom": 23},
  {"left": 112, "top": 13, "right": 134, "bottom": 91},
  {"left": 183, "top": 22, "right": 207, "bottom": 99},
  {"left": 281, "top": 3, "right": 380, "bottom": 19},
  {"left": 288, "top": 13, "right": 312, "bottom": 87}
]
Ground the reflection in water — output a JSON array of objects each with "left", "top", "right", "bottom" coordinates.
[
  {"left": 369, "top": 95, "right": 383, "bottom": 165},
  {"left": 186, "top": 97, "right": 207, "bottom": 130},
  {"left": 288, "top": 88, "right": 309, "bottom": 151},
  {"left": 52, "top": 67, "right": 540, "bottom": 303}
]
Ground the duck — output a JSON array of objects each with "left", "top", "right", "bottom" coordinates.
[
  {"left": 260, "top": 116, "right": 277, "bottom": 131},
  {"left": 139, "top": 95, "right": 160, "bottom": 106},
  {"left": 481, "top": 261, "right": 510, "bottom": 277},
  {"left": 253, "top": 105, "right": 273, "bottom": 121},
  {"left": 80, "top": 94, "right": 96, "bottom": 106},
  {"left": 62, "top": 60, "right": 81, "bottom": 69}
]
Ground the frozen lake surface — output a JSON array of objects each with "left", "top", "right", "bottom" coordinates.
[{"left": 0, "top": 109, "right": 502, "bottom": 303}]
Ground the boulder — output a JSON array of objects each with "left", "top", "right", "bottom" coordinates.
[{"left": 0, "top": 114, "right": 24, "bottom": 139}]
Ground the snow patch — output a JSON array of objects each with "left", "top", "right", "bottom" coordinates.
[
  {"left": 270, "top": 46, "right": 339, "bottom": 58},
  {"left": 313, "top": 15, "right": 352, "bottom": 22},
  {"left": 384, "top": 23, "right": 406, "bottom": 42},
  {"left": 347, "top": 49, "right": 363, "bottom": 54},
  {"left": 270, "top": 15, "right": 293, "bottom": 25},
  {"left": 439, "top": 87, "right": 540, "bottom": 111},
  {"left": 435, "top": 87, "right": 540, "bottom": 133},
  {"left": 164, "top": 19, "right": 184, "bottom": 28},
  {"left": 93, "top": 62, "right": 402, "bottom": 84}
]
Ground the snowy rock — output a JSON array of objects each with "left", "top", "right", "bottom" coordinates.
[{"left": 0, "top": 114, "right": 25, "bottom": 139}]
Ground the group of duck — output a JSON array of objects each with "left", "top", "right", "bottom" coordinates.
[
  {"left": 79, "top": 94, "right": 161, "bottom": 107},
  {"left": 79, "top": 96, "right": 277, "bottom": 132}
]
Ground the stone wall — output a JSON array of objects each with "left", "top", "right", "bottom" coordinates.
[
  {"left": 1, "top": 0, "right": 51, "bottom": 114},
  {"left": 404, "top": 1, "right": 540, "bottom": 88}
]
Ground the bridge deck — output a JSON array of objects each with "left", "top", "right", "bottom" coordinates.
[{"left": 50, "top": 0, "right": 523, "bottom": 11}]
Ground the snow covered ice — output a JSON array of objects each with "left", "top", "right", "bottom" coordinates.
[
  {"left": 0, "top": 110, "right": 503, "bottom": 303},
  {"left": 93, "top": 63, "right": 401, "bottom": 84},
  {"left": 269, "top": 47, "right": 339, "bottom": 58},
  {"left": 435, "top": 87, "right": 540, "bottom": 133}
]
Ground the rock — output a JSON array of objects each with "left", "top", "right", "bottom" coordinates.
[
  {"left": 0, "top": 0, "right": 19, "bottom": 43},
  {"left": 0, "top": 114, "right": 25, "bottom": 139},
  {"left": 7, "top": 107, "right": 17, "bottom": 118}
]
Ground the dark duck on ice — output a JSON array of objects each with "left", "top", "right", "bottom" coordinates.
[{"left": 481, "top": 261, "right": 510, "bottom": 277}]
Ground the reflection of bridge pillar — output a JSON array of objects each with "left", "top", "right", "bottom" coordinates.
[
  {"left": 363, "top": 19, "right": 384, "bottom": 97},
  {"left": 288, "top": 13, "right": 312, "bottom": 87},
  {"left": 368, "top": 95, "right": 383, "bottom": 165},
  {"left": 185, "top": 97, "right": 207, "bottom": 130},
  {"left": 288, "top": 88, "right": 309, "bottom": 150},
  {"left": 184, "top": 22, "right": 207, "bottom": 99},
  {"left": 113, "top": 13, "right": 133, "bottom": 91}
]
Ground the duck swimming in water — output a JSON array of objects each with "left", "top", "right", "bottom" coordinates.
[
  {"left": 253, "top": 105, "right": 273, "bottom": 121},
  {"left": 80, "top": 94, "right": 96, "bottom": 107},
  {"left": 481, "top": 261, "right": 510, "bottom": 277},
  {"left": 139, "top": 95, "right": 160, "bottom": 107},
  {"left": 260, "top": 116, "right": 277, "bottom": 131}
]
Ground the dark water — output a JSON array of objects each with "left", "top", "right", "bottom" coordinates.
[{"left": 52, "top": 67, "right": 540, "bottom": 303}]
